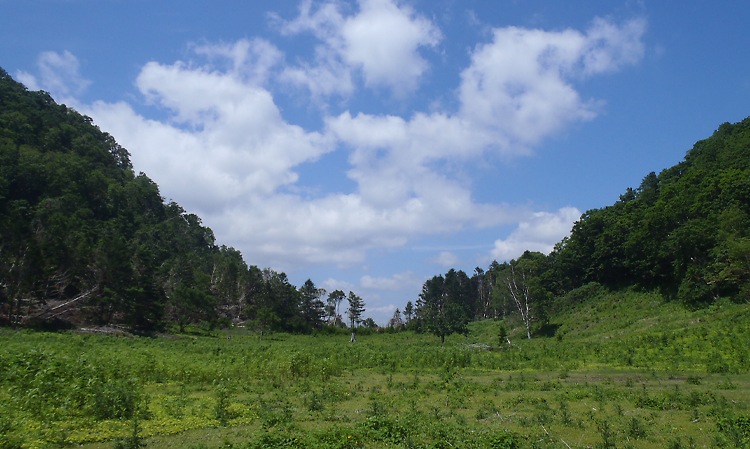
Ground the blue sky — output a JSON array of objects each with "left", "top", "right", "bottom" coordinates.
[{"left": 3, "top": 0, "right": 750, "bottom": 324}]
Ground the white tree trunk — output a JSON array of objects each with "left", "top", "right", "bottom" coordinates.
[{"left": 503, "top": 265, "right": 533, "bottom": 339}]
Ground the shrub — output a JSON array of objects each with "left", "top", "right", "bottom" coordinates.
[{"left": 91, "top": 378, "right": 144, "bottom": 420}]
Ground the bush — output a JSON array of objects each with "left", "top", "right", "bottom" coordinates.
[{"left": 91, "top": 378, "right": 144, "bottom": 420}]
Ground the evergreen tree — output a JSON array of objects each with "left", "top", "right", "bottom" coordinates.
[
  {"left": 417, "top": 274, "right": 468, "bottom": 343},
  {"left": 403, "top": 301, "right": 413, "bottom": 322},
  {"left": 298, "top": 279, "right": 326, "bottom": 330},
  {"left": 346, "top": 291, "right": 365, "bottom": 328}
]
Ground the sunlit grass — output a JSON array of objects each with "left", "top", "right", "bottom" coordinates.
[{"left": 1, "top": 290, "right": 749, "bottom": 448}]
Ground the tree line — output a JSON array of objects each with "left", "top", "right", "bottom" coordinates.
[{"left": 0, "top": 68, "right": 371, "bottom": 333}]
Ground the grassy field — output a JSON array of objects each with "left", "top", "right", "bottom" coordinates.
[{"left": 1, "top": 290, "right": 749, "bottom": 448}]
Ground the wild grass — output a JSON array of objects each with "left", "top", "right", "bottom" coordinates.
[{"left": 1, "top": 290, "right": 749, "bottom": 448}]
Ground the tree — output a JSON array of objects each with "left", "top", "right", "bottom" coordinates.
[
  {"left": 498, "top": 324, "right": 508, "bottom": 347},
  {"left": 169, "top": 285, "right": 215, "bottom": 333},
  {"left": 257, "top": 270, "right": 303, "bottom": 332},
  {"left": 324, "top": 303, "right": 336, "bottom": 324},
  {"left": 362, "top": 317, "right": 378, "bottom": 328},
  {"left": 417, "top": 275, "right": 468, "bottom": 343},
  {"left": 403, "top": 301, "right": 413, "bottom": 322},
  {"left": 256, "top": 306, "right": 279, "bottom": 339},
  {"left": 327, "top": 289, "right": 346, "bottom": 325},
  {"left": 298, "top": 279, "right": 326, "bottom": 329},
  {"left": 346, "top": 291, "right": 365, "bottom": 328},
  {"left": 496, "top": 253, "right": 547, "bottom": 339},
  {"left": 0, "top": 68, "right": 371, "bottom": 334},
  {"left": 388, "top": 308, "right": 403, "bottom": 328}
]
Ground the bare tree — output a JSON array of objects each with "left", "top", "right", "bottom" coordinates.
[{"left": 499, "top": 263, "right": 535, "bottom": 339}]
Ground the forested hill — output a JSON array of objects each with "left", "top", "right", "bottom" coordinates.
[
  {"left": 0, "top": 68, "right": 337, "bottom": 333},
  {"left": 412, "top": 117, "right": 750, "bottom": 340},
  {"left": 554, "top": 117, "right": 750, "bottom": 304}
]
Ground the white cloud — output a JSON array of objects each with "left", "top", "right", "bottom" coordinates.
[
  {"left": 340, "top": 0, "right": 441, "bottom": 92},
  {"left": 321, "top": 277, "right": 357, "bottom": 293},
  {"left": 369, "top": 304, "right": 397, "bottom": 315},
  {"left": 490, "top": 207, "right": 581, "bottom": 262},
  {"left": 360, "top": 271, "right": 422, "bottom": 290},
  {"left": 14, "top": 71, "right": 39, "bottom": 91},
  {"left": 325, "top": 17, "right": 646, "bottom": 218},
  {"left": 278, "top": 17, "right": 645, "bottom": 268},
  {"left": 16, "top": 50, "right": 91, "bottom": 100},
  {"left": 86, "top": 56, "right": 334, "bottom": 215},
  {"left": 192, "top": 38, "right": 284, "bottom": 85},
  {"left": 581, "top": 17, "right": 646, "bottom": 75},
  {"left": 430, "top": 251, "right": 460, "bottom": 268},
  {"left": 276, "top": 0, "right": 441, "bottom": 97},
  {"left": 22, "top": 13, "right": 643, "bottom": 274},
  {"left": 279, "top": 46, "right": 356, "bottom": 98},
  {"left": 458, "top": 17, "right": 646, "bottom": 151}
]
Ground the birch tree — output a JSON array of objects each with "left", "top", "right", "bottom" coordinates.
[
  {"left": 496, "top": 252, "right": 548, "bottom": 339},
  {"left": 500, "top": 263, "right": 534, "bottom": 339}
]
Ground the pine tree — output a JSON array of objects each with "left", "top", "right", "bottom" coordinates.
[{"left": 346, "top": 291, "right": 365, "bottom": 328}]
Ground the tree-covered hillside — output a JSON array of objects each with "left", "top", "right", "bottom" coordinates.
[
  {"left": 556, "top": 119, "right": 750, "bottom": 304},
  {"left": 0, "top": 68, "right": 344, "bottom": 333},
  {"left": 412, "top": 117, "right": 750, "bottom": 339}
]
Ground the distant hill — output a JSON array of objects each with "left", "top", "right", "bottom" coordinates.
[{"left": 0, "top": 68, "right": 329, "bottom": 333}]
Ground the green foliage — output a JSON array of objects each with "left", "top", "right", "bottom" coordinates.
[
  {"left": 112, "top": 419, "right": 146, "bottom": 449},
  {"left": 91, "top": 377, "right": 144, "bottom": 420},
  {"left": 417, "top": 270, "right": 471, "bottom": 342},
  {"left": 345, "top": 291, "right": 365, "bottom": 328},
  {"left": 551, "top": 117, "right": 750, "bottom": 306},
  {"left": 299, "top": 279, "right": 326, "bottom": 330},
  {"left": 716, "top": 416, "right": 750, "bottom": 448},
  {"left": 624, "top": 416, "right": 647, "bottom": 440},
  {"left": 0, "top": 302, "right": 748, "bottom": 448},
  {"left": 214, "top": 381, "right": 232, "bottom": 426}
]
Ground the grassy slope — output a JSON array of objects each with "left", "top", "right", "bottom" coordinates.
[{"left": 1, "top": 293, "right": 749, "bottom": 448}]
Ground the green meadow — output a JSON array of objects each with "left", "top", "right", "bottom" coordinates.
[{"left": 2, "top": 290, "right": 749, "bottom": 449}]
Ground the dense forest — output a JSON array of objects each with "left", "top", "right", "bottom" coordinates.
[
  {"left": 411, "top": 117, "right": 750, "bottom": 341},
  {"left": 0, "top": 68, "right": 365, "bottom": 334},
  {"left": 2, "top": 66, "right": 749, "bottom": 337}
]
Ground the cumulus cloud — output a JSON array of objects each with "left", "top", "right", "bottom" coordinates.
[
  {"left": 20, "top": 11, "right": 643, "bottom": 274},
  {"left": 321, "top": 277, "right": 357, "bottom": 293},
  {"left": 581, "top": 17, "right": 647, "bottom": 75},
  {"left": 430, "top": 251, "right": 460, "bottom": 268},
  {"left": 278, "top": 46, "right": 355, "bottom": 98},
  {"left": 360, "top": 271, "right": 422, "bottom": 290},
  {"left": 86, "top": 56, "right": 333, "bottom": 215},
  {"left": 369, "top": 304, "right": 397, "bottom": 315},
  {"left": 319, "top": 17, "right": 644, "bottom": 265},
  {"left": 192, "top": 39, "right": 284, "bottom": 85},
  {"left": 83, "top": 57, "right": 513, "bottom": 269},
  {"left": 16, "top": 50, "right": 91, "bottom": 100},
  {"left": 490, "top": 207, "right": 581, "bottom": 262},
  {"left": 275, "top": 0, "right": 441, "bottom": 97},
  {"left": 458, "top": 17, "right": 646, "bottom": 152},
  {"left": 324, "top": 16, "right": 646, "bottom": 165}
]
